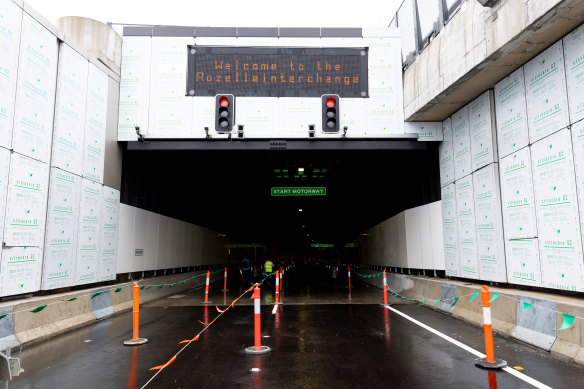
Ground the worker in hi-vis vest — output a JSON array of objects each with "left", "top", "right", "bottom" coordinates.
[
  {"left": 264, "top": 259, "right": 274, "bottom": 275},
  {"left": 263, "top": 259, "right": 275, "bottom": 286}
]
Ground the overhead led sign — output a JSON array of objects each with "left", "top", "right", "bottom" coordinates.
[{"left": 187, "top": 46, "right": 368, "bottom": 97}]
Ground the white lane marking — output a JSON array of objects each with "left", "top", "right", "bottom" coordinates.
[
  {"left": 502, "top": 366, "right": 552, "bottom": 389},
  {"left": 383, "top": 304, "right": 483, "bottom": 357},
  {"left": 272, "top": 305, "right": 278, "bottom": 314},
  {"left": 383, "top": 304, "right": 552, "bottom": 389}
]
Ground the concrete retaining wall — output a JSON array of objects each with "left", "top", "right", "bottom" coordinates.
[
  {"left": 356, "top": 268, "right": 584, "bottom": 365},
  {"left": 0, "top": 271, "right": 218, "bottom": 348}
]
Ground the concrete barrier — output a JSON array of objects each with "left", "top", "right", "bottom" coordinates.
[
  {"left": 0, "top": 306, "right": 18, "bottom": 351},
  {"left": 355, "top": 268, "right": 584, "bottom": 365},
  {"left": 0, "top": 270, "right": 217, "bottom": 348},
  {"left": 512, "top": 296, "right": 556, "bottom": 350},
  {"left": 551, "top": 301, "right": 584, "bottom": 364}
]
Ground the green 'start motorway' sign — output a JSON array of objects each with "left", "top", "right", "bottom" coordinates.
[{"left": 271, "top": 187, "right": 326, "bottom": 196}]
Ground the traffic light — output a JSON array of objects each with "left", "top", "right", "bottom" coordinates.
[
  {"left": 322, "top": 94, "right": 340, "bottom": 133},
  {"left": 215, "top": 94, "right": 234, "bottom": 133}
]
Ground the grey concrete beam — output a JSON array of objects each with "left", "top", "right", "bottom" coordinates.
[
  {"left": 123, "top": 26, "right": 153, "bottom": 36},
  {"left": 195, "top": 27, "right": 237, "bottom": 37},
  {"left": 321, "top": 28, "right": 362, "bottom": 37},
  {"left": 403, "top": 0, "right": 584, "bottom": 121},
  {"left": 153, "top": 25, "right": 195, "bottom": 37},
  {"left": 237, "top": 27, "right": 278, "bottom": 37},
  {"left": 279, "top": 28, "right": 321, "bottom": 37}
]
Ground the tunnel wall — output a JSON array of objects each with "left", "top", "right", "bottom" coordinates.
[
  {"left": 437, "top": 21, "right": 584, "bottom": 292},
  {"left": 0, "top": 0, "right": 123, "bottom": 298},
  {"left": 359, "top": 200, "right": 445, "bottom": 270},
  {"left": 116, "top": 204, "right": 227, "bottom": 273}
]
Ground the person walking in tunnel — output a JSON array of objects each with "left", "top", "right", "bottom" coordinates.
[{"left": 241, "top": 257, "right": 251, "bottom": 286}]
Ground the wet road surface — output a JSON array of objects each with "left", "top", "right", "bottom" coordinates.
[{"left": 8, "top": 265, "right": 584, "bottom": 388}]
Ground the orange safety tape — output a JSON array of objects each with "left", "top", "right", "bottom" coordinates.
[
  {"left": 149, "top": 356, "right": 176, "bottom": 371},
  {"left": 178, "top": 335, "right": 200, "bottom": 344},
  {"left": 143, "top": 280, "right": 264, "bottom": 388},
  {"left": 231, "top": 296, "right": 243, "bottom": 308},
  {"left": 216, "top": 306, "right": 229, "bottom": 313}
]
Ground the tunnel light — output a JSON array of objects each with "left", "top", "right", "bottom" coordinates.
[{"left": 299, "top": 208, "right": 303, "bottom": 212}]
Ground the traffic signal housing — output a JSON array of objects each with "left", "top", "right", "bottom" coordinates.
[
  {"left": 322, "top": 94, "right": 340, "bottom": 133},
  {"left": 215, "top": 94, "right": 235, "bottom": 133}
]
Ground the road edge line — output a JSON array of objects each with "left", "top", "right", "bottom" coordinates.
[{"left": 382, "top": 304, "right": 552, "bottom": 389}]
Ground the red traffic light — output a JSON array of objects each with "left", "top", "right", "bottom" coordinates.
[
  {"left": 219, "top": 96, "right": 229, "bottom": 107},
  {"left": 326, "top": 97, "right": 336, "bottom": 108}
]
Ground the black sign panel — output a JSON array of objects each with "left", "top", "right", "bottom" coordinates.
[{"left": 186, "top": 46, "right": 368, "bottom": 97}]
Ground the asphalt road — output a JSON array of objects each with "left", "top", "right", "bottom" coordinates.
[{"left": 8, "top": 265, "right": 584, "bottom": 388}]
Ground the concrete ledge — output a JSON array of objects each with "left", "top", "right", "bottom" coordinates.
[
  {"left": 0, "top": 271, "right": 216, "bottom": 347},
  {"left": 356, "top": 268, "right": 584, "bottom": 365}
]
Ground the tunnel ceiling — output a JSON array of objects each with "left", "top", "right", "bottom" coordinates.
[{"left": 121, "top": 144, "right": 440, "bottom": 250}]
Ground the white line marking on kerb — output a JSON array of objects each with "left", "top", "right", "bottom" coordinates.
[
  {"left": 272, "top": 305, "right": 278, "bottom": 314},
  {"left": 383, "top": 304, "right": 552, "bottom": 389}
]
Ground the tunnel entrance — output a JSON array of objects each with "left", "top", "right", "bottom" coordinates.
[{"left": 120, "top": 140, "right": 440, "bottom": 255}]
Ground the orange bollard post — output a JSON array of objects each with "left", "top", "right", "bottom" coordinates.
[
  {"left": 274, "top": 270, "right": 282, "bottom": 304},
  {"left": 124, "top": 282, "right": 148, "bottom": 345},
  {"left": 475, "top": 285, "right": 507, "bottom": 369},
  {"left": 383, "top": 269, "right": 388, "bottom": 305},
  {"left": 221, "top": 267, "right": 230, "bottom": 292},
  {"left": 347, "top": 265, "right": 353, "bottom": 289},
  {"left": 201, "top": 271, "right": 213, "bottom": 305},
  {"left": 245, "top": 284, "right": 271, "bottom": 354}
]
